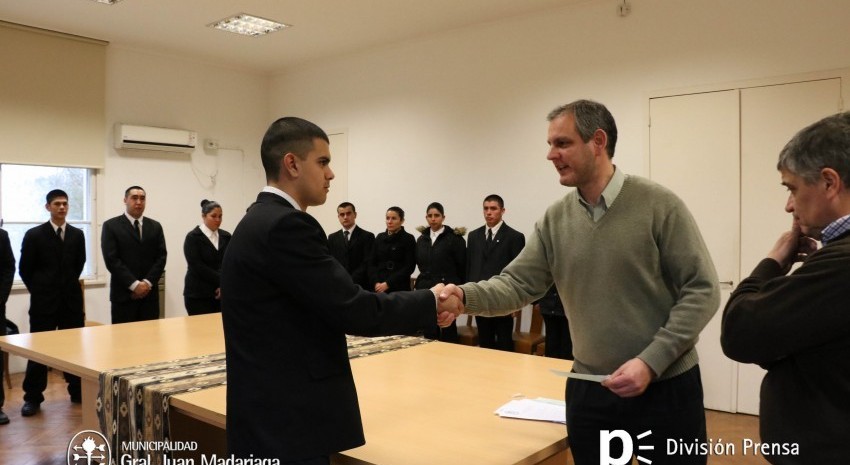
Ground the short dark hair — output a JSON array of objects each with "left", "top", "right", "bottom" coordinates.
[
  {"left": 261, "top": 117, "right": 329, "bottom": 181},
  {"left": 46, "top": 189, "right": 68, "bottom": 204},
  {"left": 426, "top": 202, "right": 445, "bottom": 215},
  {"left": 387, "top": 206, "right": 405, "bottom": 221},
  {"left": 337, "top": 202, "right": 356, "bottom": 212},
  {"left": 201, "top": 199, "right": 221, "bottom": 216},
  {"left": 483, "top": 194, "right": 504, "bottom": 209},
  {"left": 547, "top": 99, "right": 618, "bottom": 157},
  {"left": 124, "top": 185, "right": 145, "bottom": 197},
  {"left": 777, "top": 111, "right": 850, "bottom": 187}
]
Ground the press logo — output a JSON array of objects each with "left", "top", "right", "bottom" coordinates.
[
  {"left": 600, "top": 429, "right": 654, "bottom": 464},
  {"left": 67, "top": 430, "right": 111, "bottom": 465}
]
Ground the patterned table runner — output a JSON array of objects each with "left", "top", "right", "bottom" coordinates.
[{"left": 97, "top": 335, "right": 431, "bottom": 463}]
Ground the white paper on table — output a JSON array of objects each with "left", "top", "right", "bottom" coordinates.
[{"left": 494, "top": 397, "right": 566, "bottom": 424}]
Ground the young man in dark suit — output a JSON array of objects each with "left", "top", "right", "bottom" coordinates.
[
  {"left": 0, "top": 225, "right": 14, "bottom": 425},
  {"left": 327, "top": 202, "right": 375, "bottom": 289},
  {"left": 466, "top": 194, "right": 525, "bottom": 351},
  {"left": 221, "top": 117, "right": 456, "bottom": 464},
  {"left": 18, "top": 189, "right": 86, "bottom": 417},
  {"left": 101, "top": 186, "right": 167, "bottom": 324}
]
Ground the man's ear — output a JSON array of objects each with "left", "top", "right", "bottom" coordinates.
[
  {"left": 821, "top": 167, "right": 845, "bottom": 197},
  {"left": 282, "top": 153, "right": 299, "bottom": 177},
  {"left": 592, "top": 129, "right": 608, "bottom": 156}
]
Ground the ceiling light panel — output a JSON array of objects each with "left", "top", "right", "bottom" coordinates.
[{"left": 209, "top": 13, "right": 290, "bottom": 37}]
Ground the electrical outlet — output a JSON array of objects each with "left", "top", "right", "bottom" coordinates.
[{"left": 204, "top": 139, "right": 219, "bottom": 150}]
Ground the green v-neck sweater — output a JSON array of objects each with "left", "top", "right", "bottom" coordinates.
[{"left": 462, "top": 175, "right": 719, "bottom": 379}]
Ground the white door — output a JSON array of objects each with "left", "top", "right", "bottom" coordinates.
[
  {"left": 735, "top": 79, "right": 842, "bottom": 414},
  {"left": 649, "top": 90, "right": 741, "bottom": 412},
  {"left": 649, "top": 78, "right": 842, "bottom": 414}
]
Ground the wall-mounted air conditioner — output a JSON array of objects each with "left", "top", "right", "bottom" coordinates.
[{"left": 114, "top": 123, "right": 197, "bottom": 153}]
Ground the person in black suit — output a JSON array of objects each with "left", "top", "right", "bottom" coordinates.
[
  {"left": 368, "top": 206, "right": 416, "bottom": 293},
  {"left": 18, "top": 189, "right": 86, "bottom": 417},
  {"left": 466, "top": 194, "right": 525, "bottom": 351},
  {"left": 327, "top": 202, "right": 374, "bottom": 289},
  {"left": 537, "top": 285, "right": 573, "bottom": 360},
  {"left": 414, "top": 202, "right": 466, "bottom": 342},
  {"left": 183, "top": 199, "right": 231, "bottom": 315},
  {"left": 101, "top": 186, "right": 167, "bottom": 324},
  {"left": 221, "top": 117, "right": 456, "bottom": 463},
  {"left": 0, "top": 225, "right": 15, "bottom": 425}
]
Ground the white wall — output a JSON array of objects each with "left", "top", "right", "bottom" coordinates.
[
  {"left": 268, "top": 0, "right": 850, "bottom": 238},
  {"left": 5, "top": 46, "right": 268, "bottom": 371}
]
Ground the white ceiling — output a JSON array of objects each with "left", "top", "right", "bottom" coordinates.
[{"left": 0, "top": 0, "right": 592, "bottom": 74}]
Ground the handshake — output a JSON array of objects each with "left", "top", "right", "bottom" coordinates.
[{"left": 430, "top": 284, "right": 466, "bottom": 328}]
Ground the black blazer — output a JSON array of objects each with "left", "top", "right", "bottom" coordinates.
[
  {"left": 101, "top": 215, "right": 167, "bottom": 303},
  {"left": 368, "top": 227, "right": 416, "bottom": 292},
  {"left": 466, "top": 222, "right": 525, "bottom": 282},
  {"left": 0, "top": 228, "right": 15, "bottom": 319},
  {"left": 19, "top": 222, "right": 86, "bottom": 316},
  {"left": 414, "top": 226, "right": 466, "bottom": 290},
  {"left": 183, "top": 226, "right": 231, "bottom": 299},
  {"left": 327, "top": 225, "right": 375, "bottom": 289},
  {"left": 220, "top": 192, "right": 436, "bottom": 460}
]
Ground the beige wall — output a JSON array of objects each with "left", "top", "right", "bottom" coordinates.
[
  {"left": 5, "top": 0, "right": 850, "bottom": 370},
  {"left": 269, "top": 0, "right": 850, "bottom": 236}
]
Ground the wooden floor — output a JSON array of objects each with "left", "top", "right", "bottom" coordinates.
[{"left": 0, "top": 370, "right": 768, "bottom": 465}]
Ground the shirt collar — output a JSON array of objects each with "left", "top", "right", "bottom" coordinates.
[
  {"left": 199, "top": 223, "right": 216, "bottom": 238},
  {"left": 344, "top": 225, "right": 356, "bottom": 234},
  {"left": 821, "top": 213, "right": 850, "bottom": 244},
  {"left": 486, "top": 220, "right": 504, "bottom": 237},
  {"left": 125, "top": 212, "right": 143, "bottom": 224},
  {"left": 49, "top": 220, "right": 65, "bottom": 232},
  {"left": 262, "top": 186, "right": 302, "bottom": 211},
  {"left": 430, "top": 226, "right": 445, "bottom": 239},
  {"left": 578, "top": 165, "right": 625, "bottom": 209}
]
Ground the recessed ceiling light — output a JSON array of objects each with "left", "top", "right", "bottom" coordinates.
[
  {"left": 208, "top": 13, "right": 290, "bottom": 37},
  {"left": 91, "top": 0, "right": 124, "bottom": 4}
]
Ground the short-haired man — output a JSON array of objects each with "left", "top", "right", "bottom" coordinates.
[
  {"left": 466, "top": 194, "right": 524, "bottom": 351},
  {"left": 440, "top": 100, "right": 719, "bottom": 464},
  {"left": 328, "top": 202, "right": 375, "bottom": 289},
  {"left": 19, "top": 189, "right": 87, "bottom": 417},
  {"left": 722, "top": 112, "right": 850, "bottom": 464},
  {"left": 0, "top": 225, "right": 14, "bottom": 425},
  {"left": 221, "top": 117, "right": 455, "bottom": 463},
  {"left": 101, "top": 186, "right": 167, "bottom": 324}
]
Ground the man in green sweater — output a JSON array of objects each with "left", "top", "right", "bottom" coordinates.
[{"left": 439, "top": 100, "right": 719, "bottom": 465}]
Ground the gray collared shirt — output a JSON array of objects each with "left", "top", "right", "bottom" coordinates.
[{"left": 577, "top": 166, "right": 625, "bottom": 222}]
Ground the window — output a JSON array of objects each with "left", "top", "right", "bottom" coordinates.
[{"left": 0, "top": 164, "right": 96, "bottom": 281}]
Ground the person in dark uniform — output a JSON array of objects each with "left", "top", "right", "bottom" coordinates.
[
  {"left": 183, "top": 199, "right": 231, "bottom": 315},
  {"left": 368, "top": 206, "right": 416, "bottom": 293},
  {"left": 19, "top": 189, "right": 86, "bottom": 417},
  {"left": 414, "top": 202, "right": 466, "bottom": 342},
  {"left": 101, "top": 186, "right": 167, "bottom": 324},
  {"left": 0, "top": 224, "right": 15, "bottom": 425},
  {"left": 537, "top": 285, "right": 573, "bottom": 360},
  {"left": 327, "top": 202, "right": 375, "bottom": 289},
  {"left": 465, "top": 194, "right": 525, "bottom": 351}
]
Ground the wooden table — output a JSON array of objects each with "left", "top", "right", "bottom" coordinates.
[{"left": 0, "top": 314, "right": 571, "bottom": 465}]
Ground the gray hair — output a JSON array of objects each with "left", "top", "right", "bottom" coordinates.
[
  {"left": 777, "top": 112, "right": 850, "bottom": 186},
  {"left": 547, "top": 99, "right": 618, "bottom": 157}
]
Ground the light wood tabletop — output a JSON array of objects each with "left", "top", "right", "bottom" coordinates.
[{"left": 1, "top": 314, "right": 572, "bottom": 465}]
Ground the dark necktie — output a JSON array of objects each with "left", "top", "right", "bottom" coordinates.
[
  {"left": 56, "top": 226, "right": 63, "bottom": 241},
  {"left": 344, "top": 230, "right": 350, "bottom": 247},
  {"left": 134, "top": 219, "right": 141, "bottom": 240},
  {"left": 486, "top": 228, "right": 494, "bottom": 252}
]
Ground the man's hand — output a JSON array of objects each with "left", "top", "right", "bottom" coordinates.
[
  {"left": 374, "top": 282, "right": 389, "bottom": 293},
  {"left": 431, "top": 283, "right": 462, "bottom": 327},
  {"left": 767, "top": 221, "right": 818, "bottom": 273},
  {"left": 601, "top": 358, "right": 655, "bottom": 398},
  {"left": 131, "top": 281, "right": 151, "bottom": 300}
]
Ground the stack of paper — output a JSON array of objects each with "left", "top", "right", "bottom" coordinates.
[{"left": 494, "top": 397, "right": 566, "bottom": 424}]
